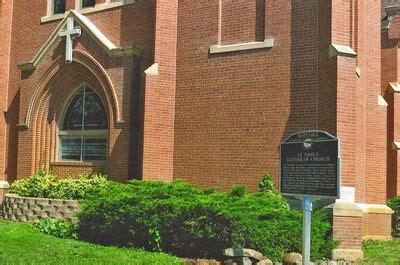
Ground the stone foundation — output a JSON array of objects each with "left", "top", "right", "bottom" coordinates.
[
  {"left": 2, "top": 193, "right": 79, "bottom": 223},
  {"left": 332, "top": 202, "right": 394, "bottom": 262}
]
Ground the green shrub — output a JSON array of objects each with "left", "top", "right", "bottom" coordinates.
[
  {"left": 10, "top": 172, "right": 108, "bottom": 200},
  {"left": 77, "top": 180, "right": 337, "bottom": 261},
  {"left": 35, "top": 218, "right": 78, "bottom": 240},
  {"left": 388, "top": 196, "right": 400, "bottom": 237},
  {"left": 47, "top": 173, "right": 108, "bottom": 200},
  {"left": 9, "top": 170, "right": 57, "bottom": 198},
  {"left": 258, "top": 172, "right": 277, "bottom": 192}
]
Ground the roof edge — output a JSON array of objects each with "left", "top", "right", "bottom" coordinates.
[{"left": 17, "top": 10, "right": 144, "bottom": 71}]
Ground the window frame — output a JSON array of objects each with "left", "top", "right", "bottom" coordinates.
[
  {"left": 43, "top": 0, "right": 136, "bottom": 23},
  {"left": 48, "top": 0, "right": 66, "bottom": 16},
  {"left": 80, "top": 0, "right": 96, "bottom": 9},
  {"left": 57, "top": 83, "right": 108, "bottom": 163}
]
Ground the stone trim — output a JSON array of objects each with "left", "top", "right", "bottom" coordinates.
[
  {"left": 144, "top": 63, "right": 159, "bottom": 76},
  {"left": 358, "top": 203, "right": 394, "bottom": 214},
  {"left": 389, "top": 82, "right": 400, "bottom": 93},
  {"left": 362, "top": 235, "right": 392, "bottom": 241},
  {"left": 332, "top": 249, "right": 363, "bottom": 262},
  {"left": 2, "top": 194, "right": 79, "bottom": 223},
  {"left": 19, "top": 10, "right": 143, "bottom": 71},
  {"left": 332, "top": 202, "right": 363, "bottom": 217},
  {"left": 393, "top": 141, "right": 400, "bottom": 150},
  {"left": 356, "top": 67, "right": 361, "bottom": 77},
  {"left": 329, "top": 44, "right": 357, "bottom": 58},
  {"left": 41, "top": 1, "right": 136, "bottom": 23},
  {"left": 378, "top": 95, "right": 389, "bottom": 107},
  {"left": 50, "top": 161, "right": 105, "bottom": 167},
  {"left": 209, "top": 38, "right": 274, "bottom": 54},
  {"left": 0, "top": 181, "right": 9, "bottom": 189}
]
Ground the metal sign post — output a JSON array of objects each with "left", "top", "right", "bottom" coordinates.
[
  {"left": 302, "top": 197, "right": 312, "bottom": 265},
  {"left": 279, "top": 131, "right": 341, "bottom": 265}
]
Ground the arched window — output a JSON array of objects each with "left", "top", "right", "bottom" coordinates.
[
  {"left": 53, "top": 0, "right": 66, "bottom": 14},
  {"left": 59, "top": 85, "right": 108, "bottom": 161}
]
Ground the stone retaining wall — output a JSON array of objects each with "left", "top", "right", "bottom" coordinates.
[{"left": 2, "top": 194, "right": 79, "bottom": 223}]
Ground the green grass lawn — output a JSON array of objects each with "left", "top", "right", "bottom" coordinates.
[
  {"left": 363, "top": 238, "right": 400, "bottom": 264},
  {"left": 0, "top": 220, "right": 182, "bottom": 265}
]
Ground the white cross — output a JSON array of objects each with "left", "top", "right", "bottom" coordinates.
[{"left": 59, "top": 18, "right": 81, "bottom": 64}]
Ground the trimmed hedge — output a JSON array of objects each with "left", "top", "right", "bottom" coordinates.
[
  {"left": 78, "top": 180, "right": 337, "bottom": 261},
  {"left": 388, "top": 196, "right": 400, "bottom": 237},
  {"left": 9, "top": 171, "right": 108, "bottom": 200}
]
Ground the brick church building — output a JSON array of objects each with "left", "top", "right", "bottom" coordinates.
[{"left": 0, "top": 0, "right": 399, "bottom": 261}]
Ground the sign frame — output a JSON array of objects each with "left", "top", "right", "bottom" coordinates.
[{"left": 278, "top": 130, "right": 341, "bottom": 200}]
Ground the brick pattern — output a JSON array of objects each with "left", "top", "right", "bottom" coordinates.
[
  {"left": 382, "top": 10, "right": 400, "bottom": 198},
  {"left": 220, "top": 0, "right": 265, "bottom": 45},
  {"left": 141, "top": 0, "right": 178, "bottom": 182},
  {"left": 0, "top": 0, "right": 13, "bottom": 183},
  {"left": 8, "top": 0, "right": 156, "bottom": 182},
  {"left": 362, "top": 213, "right": 392, "bottom": 238},
  {"left": 50, "top": 162, "right": 107, "bottom": 178},
  {"left": 333, "top": 216, "right": 363, "bottom": 250},
  {"left": 2, "top": 194, "right": 79, "bottom": 223}
]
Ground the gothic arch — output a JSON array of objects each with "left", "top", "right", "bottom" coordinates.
[{"left": 25, "top": 50, "right": 121, "bottom": 129}]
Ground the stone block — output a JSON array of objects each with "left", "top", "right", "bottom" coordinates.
[
  {"left": 41, "top": 205, "right": 54, "bottom": 212},
  {"left": 50, "top": 200, "right": 63, "bottom": 206},
  {"left": 224, "top": 248, "right": 263, "bottom": 261},
  {"left": 257, "top": 257, "right": 273, "bottom": 265},
  {"left": 29, "top": 205, "right": 41, "bottom": 212},
  {"left": 332, "top": 249, "right": 363, "bottom": 262},
  {"left": 282, "top": 253, "right": 302, "bottom": 265},
  {"left": 49, "top": 211, "right": 61, "bottom": 218}
]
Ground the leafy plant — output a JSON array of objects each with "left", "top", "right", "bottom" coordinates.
[
  {"left": 388, "top": 196, "right": 400, "bottom": 237},
  {"left": 35, "top": 218, "right": 78, "bottom": 240},
  {"left": 10, "top": 170, "right": 57, "bottom": 198},
  {"left": 230, "top": 185, "right": 247, "bottom": 197},
  {"left": 9, "top": 172, "right": 108, "bottom": 200},
  {"left": 259, "top": 172, "right": 277, "bottom": 192},
  {"left": 77, "top": 180, "right": 337, "bottom": 261}
]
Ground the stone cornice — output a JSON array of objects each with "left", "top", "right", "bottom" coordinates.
[
  {"left": 389, "top": 82, "right": 400, "bottom": 93},
  {"left": 18, "top": 10, "right": 144, "bottom": 71},
  {"left": 329, "top": 44, "right": 357, "bottom": 58},
  {"left": 210, "top": 38, "right": 274, "bottom": 54}
]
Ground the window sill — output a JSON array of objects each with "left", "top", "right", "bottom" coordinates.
[
  {"left": 209, "top": 38, "right": 274, "bottom": 54},
  {"left": 51, "top": 161, "right": 106, "bottom": 167},
  {"left": 41, "top": 0, "right": 136, "bottom": 23}
]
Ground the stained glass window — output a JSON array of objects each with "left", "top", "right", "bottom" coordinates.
[
  {"left": 82, "top": 0, "right": 96, "bottom": 8},
  {"left": 53, "top": 0, "right": 66, "bottom": 14},
  {"left": 59, "top": 85, "right": 108, "bottom": 162}
]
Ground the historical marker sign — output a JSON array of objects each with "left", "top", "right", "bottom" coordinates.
[{"left": 279, "top": 131, "right": 340, "bottom": 199}]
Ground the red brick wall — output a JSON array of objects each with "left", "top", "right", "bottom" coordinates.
[
  {"left": 220, "top": 0, "right": 265, "bottom": 45},
  {"left": 0, "top": 0, "right": 14, "bottom": 182},
  {"left": 7, "top": 0, "right": 156, "bottom": 182},
  {"left": 141, "top": 0, "right": 178, "bottom": 182},
  {"left": 50, "top": 161, "right": 107, "bottom": 178},
  {"left": 333, "top": 215, "right": 363, "bottom": 249},
  {"left": 362, "top": 213, "right": 393, "bottom": 238},
  {"left": 362, "top": 0, "right": 386, "bottom": 204},
  {"left": 174, "top": 0, "right": 322, "bottom": 190}
]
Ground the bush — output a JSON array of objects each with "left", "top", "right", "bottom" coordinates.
[
  {"left": 388, "top": 196, "right": 400, "bottom": 237},
  {"left": 10, "top": 172, "right": 108, "bottom": 200},
  {"left": 35, "top": 219, "right": 79, "bottom": 240},
  {"left": 9, "top": 170, "right": 57, "bottom": 198},
  {"left": 47, "top": 174, "right": 109, "bottom": 200},
  {"left": 78, "top": 180, "right": 337, "bottom": 261},
  {"left": 258, "top": 172, "right": 277, "bottom": 192}
]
